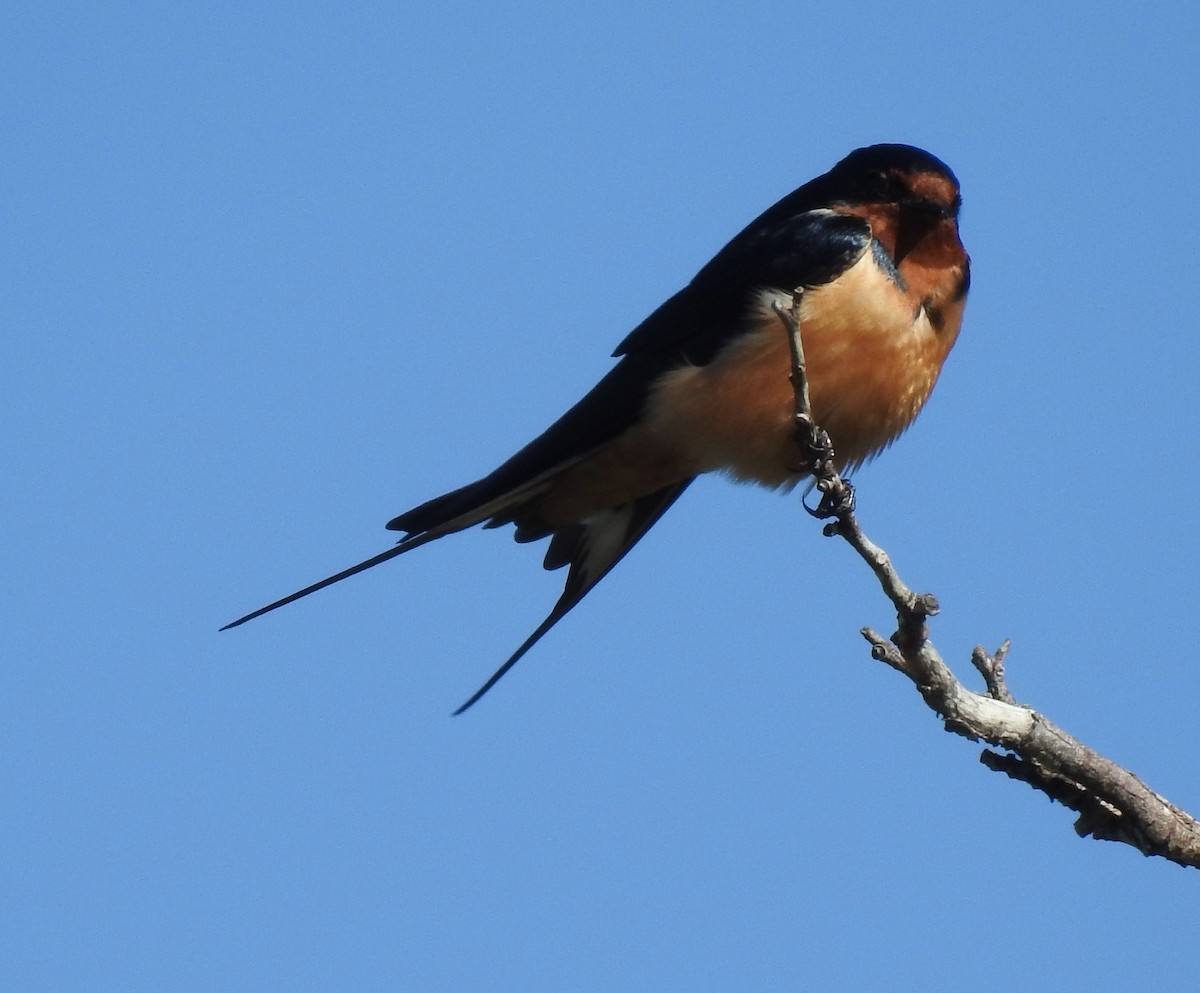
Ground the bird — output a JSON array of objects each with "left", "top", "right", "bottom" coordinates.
[{"left": 222, "top": 143, "right": 970, "bottom": 713}]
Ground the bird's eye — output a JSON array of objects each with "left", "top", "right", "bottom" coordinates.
[{"left": 866, "top": 169, "right": 894, "bottom": 199}]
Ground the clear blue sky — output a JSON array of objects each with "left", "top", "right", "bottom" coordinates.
[{"left": 5, "top": 2, "right": 1199, "bottom": 989}]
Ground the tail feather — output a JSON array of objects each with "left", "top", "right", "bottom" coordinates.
[
  {"left": 221, "top": 470, "right": 561, "bottom": 632},
  {"left": 218, "top": 531, "right": 439, "bottom": 631},
  {"left": 386, "top": 459, "right": 580, "bottom": 534},
  {"left": 451, "top": 479, "right": 692, "bottom": 713}
]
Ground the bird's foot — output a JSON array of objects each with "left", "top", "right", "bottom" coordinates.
[{"left": 803, "top": 476, "right": 855, "bottom": 520}]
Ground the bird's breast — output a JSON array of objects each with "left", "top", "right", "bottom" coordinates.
[{"left": 642, "top": 247, "right": 964, "bottom": 486}]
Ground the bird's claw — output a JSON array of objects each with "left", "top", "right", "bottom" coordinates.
[{"left": 803, "top": 477, "right": 855, "bottom": 519}]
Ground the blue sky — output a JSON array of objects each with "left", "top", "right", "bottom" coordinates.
[{"left": 5, "top": 2, "right": 1200, "bottom": 989}]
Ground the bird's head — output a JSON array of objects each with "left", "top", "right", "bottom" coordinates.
[{"left": 828, "top": 144, "right": 962, "bottom": 219}]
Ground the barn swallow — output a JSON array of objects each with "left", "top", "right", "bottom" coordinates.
[{"left": 223, "top": 143, "right": 970, "bottom": 712}]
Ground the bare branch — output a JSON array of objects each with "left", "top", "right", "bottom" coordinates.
[{"left": 775, "top": 289, "right": 1200, "bottom": 869}]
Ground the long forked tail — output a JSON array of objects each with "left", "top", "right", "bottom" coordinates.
[{"left": 221, "top": 477, "right": 693, "bottom": 714}]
